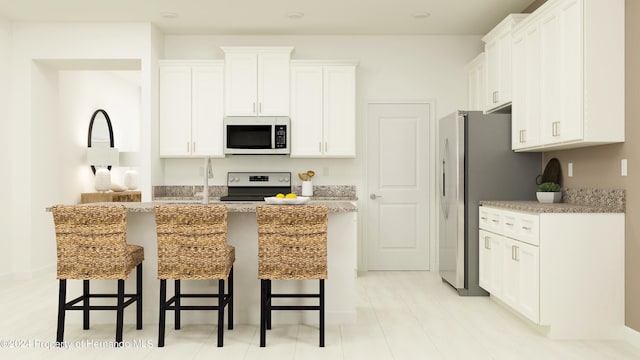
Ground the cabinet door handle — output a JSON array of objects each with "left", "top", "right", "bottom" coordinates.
[
  {"left": 491, "top": 219, "right": 499, "bottom": 223},
  {"left": 481, "top": 216, "right": 488, "bottom": 220},
  {"left": 259, "top": 102, "right": 262, "bottom": 114},
  {"left": 319, "top": 142, "right": 322, "bottom": 153},
  {"left": 325, "top": 142, "right": 328, "bottom": 153},
  {"left": 511, "top": 245, "right": 516, "bottom": 260},
  {"left": 187, "top": 141, "right": 190, "bottom": 153},
  {"left": 253, "top": 102, "right": 256, "bottom": 114},
  {"left": 552, "top": 121, "right": 560, "bottom": 137},
  {"left": 514, "top": 246, "right": 520, "bottom": 262},
  {"left": 522, "top": 226, "right": 531, "bottom": 231},
  {"left": 505, "top": 222, "right": 514, "bottom": 226},
  {"left": 485, "top": 236, "right": 491, "bottom": 250}
]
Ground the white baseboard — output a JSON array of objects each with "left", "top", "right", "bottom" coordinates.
[{"left": 625, "top": 326, "right": 640, "bottom": 349}]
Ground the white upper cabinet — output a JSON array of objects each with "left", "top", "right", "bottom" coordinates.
[
  {"left": 467, "top": 53, "right": 486, "bottom": 111},
  {"left": 290, "top": 61, "right": 357, "bottom": 158},
  {"left": 222, "top": 47, "right": 293, "bottom": 116},
  {"left": 159, "top": 60, "right": 225, "bottom": 158},
  {"left": 512, "top": 19, "right": 541, "bottom": 150},
  {"left": 483, "top": 14, "right": 528, "bottom": 113},
  {"left": 511, "top": 0, "right": 624, "bottom": 152}
]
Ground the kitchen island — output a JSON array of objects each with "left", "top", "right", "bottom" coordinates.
[{"left": 55, "top": 200, "right": 357, "bottom": 327}]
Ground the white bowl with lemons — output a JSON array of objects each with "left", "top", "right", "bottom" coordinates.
[{"left": 264, "top": 193, "right": 310, "bottom": 205}]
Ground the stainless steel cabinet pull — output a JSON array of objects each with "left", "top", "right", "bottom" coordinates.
[
  {"left": 514, "top": 246, "right": 520, "bottom": 261},
  {"left": 491, "top": 219, "right": 499, "bottom": 223},
  {"left": 325, "top": 142, "right": 328, "bottom": 153},
  {"left": 319, "top": 142, "right": 322, "bottom": 153},
  {"left": 511, "top": 245, "right": 516, "bottom": 260},
  {"left": 259, "top": 102, "right": 262, "bottom": 114},
  {"left": 522, "top": 226, "right": 531, "bottom": 230},
  {"left": 481, "top": 217, "right": 488, "bottom": 220},
  {"left": 187, "top": 142, "right": 190, "bottom": 153},
  {"left": 505, "top": 222, "right": 514, "bottom": 226},
  {"left": 193, "top": 142, "right": 196, "bottom": 153},
  {"left": 253, "top": 102, "right": 256, "bottom": 113}
]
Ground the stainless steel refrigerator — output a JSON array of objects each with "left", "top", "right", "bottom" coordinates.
[{"left": 439, "top": 111, "right": 541, "bottom": 295}]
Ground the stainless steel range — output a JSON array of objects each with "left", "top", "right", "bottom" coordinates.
[{"left": 219, "top": 172, "right": 291, "bottom": 201}]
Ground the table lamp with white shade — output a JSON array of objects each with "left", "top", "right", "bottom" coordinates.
[{"left": 87, "top": 146, "right": 119, "bottom": 192}]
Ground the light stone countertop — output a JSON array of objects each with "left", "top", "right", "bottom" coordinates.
[
  {"left": 479, "top": 200, "right": 623, "bottom": 213},
  {"left": 69, "top": 200, "right": 358, "bottom": 213},
  {"left": 480, "top": 188, "right": 625, "bottom": 214}
]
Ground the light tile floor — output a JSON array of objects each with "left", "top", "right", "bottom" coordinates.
[{"left": 1, "top": 271, "right": 640, "bottom": 359}]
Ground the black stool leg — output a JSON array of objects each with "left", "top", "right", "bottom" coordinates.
[
  {"left": 217, "top": 279, "right": 224, "bottom": 347},
  {"left": 158, "top": 279, "right": 167, "bottom": 347},
  {"left": 56, "top": 280, "right": 67, "bottom": 344},
  {"left": 266, "top": 279, "right": 272, "bottom": 330},
  {"left": 320, "top": 279, "right": 325, "bottom": 347},
  {"left": 136, "top": 264, "right": 143, "bottom": 330},
  {"left": 83, "top": 280, "right": 90, "bottom": 330},
  {"left": 175, "top": 280, "right": 181, "bottom": 330},
  {"left": 116, "top": 279, "right": 125, "bottom": 346},
  {"left": 260, "top": 279, "right": 267, "bottom": 347},
  {"left": 228, "top": 267, "right": 234, "bottom": 330}
]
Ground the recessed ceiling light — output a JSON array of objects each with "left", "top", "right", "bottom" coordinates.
[
  {"left": 161, "top": 12, "right": 179, "bottom": 19},
  {"left": 286, "top": 12, "right": 304, "bottom": 19},
  {"left": 412, "top": 12, "right": 431, "bottom": 19}
]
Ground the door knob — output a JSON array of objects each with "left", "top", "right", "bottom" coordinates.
[{"left": 370, "top": 193, "right": 382, "bottom": 200}]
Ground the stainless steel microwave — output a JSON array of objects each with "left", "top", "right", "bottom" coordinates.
[{"left": 223, "top": 117, "right": 290, "bottom": 155}]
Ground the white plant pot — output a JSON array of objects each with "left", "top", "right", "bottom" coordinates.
[{"left": 536, "top": 191, "right": 562, "bottom": 203}]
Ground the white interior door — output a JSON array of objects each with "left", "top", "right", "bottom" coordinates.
[{"left": 366, "top": 103, "right": 432, "bottom": 270}]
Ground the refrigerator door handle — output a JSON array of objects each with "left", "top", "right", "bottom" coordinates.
[{"left": 441, "top": 138, "right": 449, "bottom": 219}]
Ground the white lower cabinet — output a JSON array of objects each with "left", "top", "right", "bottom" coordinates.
[
  {"left": 479, "top": 205, "right": 624, "bottom": 339},
  {"left": 501, "top": 236, "right": 539, "bottom": 323},
  {"left": 478, "top": 230, "right": 503, "bottom": 297}
]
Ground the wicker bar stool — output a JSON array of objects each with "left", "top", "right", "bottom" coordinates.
[
  {"left": 256, "top": 204, "right": 329, "bottom": 347},
  {"left": 154, "top": 205, "right": 235, "bottom": 347},
  {"left": 51, "top": 204, "right": 144, "bottom": 345}
]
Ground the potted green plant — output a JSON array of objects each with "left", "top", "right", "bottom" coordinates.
[{"left": 536, "top": 182, "right": 562, "bottom": 203}]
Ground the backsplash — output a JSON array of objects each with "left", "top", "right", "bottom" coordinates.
[{"left": 562, "top": 188, "right": 625, "bottom": 212}]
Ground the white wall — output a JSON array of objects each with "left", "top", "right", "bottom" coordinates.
[
  {"left": 58, "top": 70, "right": 142, "bottom": 194},
  {"left": 160, "top": 35, "right": 483, "bottom": 198},
  {"left": 0, "top": 17, "right": 11, "bottom": 277},
  {"left": 7, "top": 22, "right": 157, "bottom": 276}
]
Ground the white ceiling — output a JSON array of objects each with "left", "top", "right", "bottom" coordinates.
[{"left": 0, "top": 0, "right": 535, "bottom": 35}]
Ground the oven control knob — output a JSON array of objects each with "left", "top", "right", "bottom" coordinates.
[
  {"left": 234, "top": 177, "right": 240, "bottom": 182},
  {"left": 280, "top": 177, "right": 289, "bottom": 183}
]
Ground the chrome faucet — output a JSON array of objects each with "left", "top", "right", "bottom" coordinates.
[{"left": 203, "top": 157, "right": 212, "bottom": 204}]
